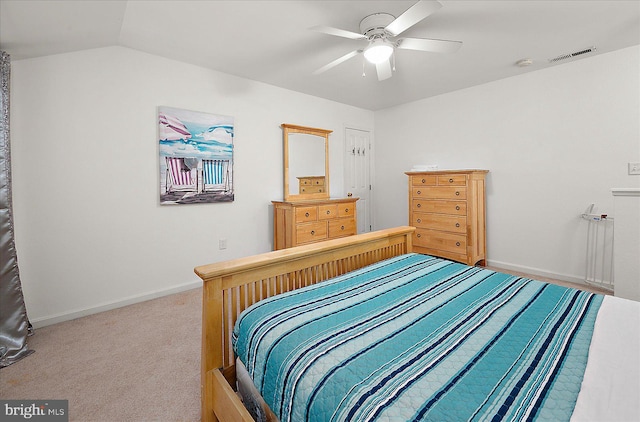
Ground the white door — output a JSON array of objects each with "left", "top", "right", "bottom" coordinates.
[{"left": 344, "top": 128, "right": 371, "bottom": 233}]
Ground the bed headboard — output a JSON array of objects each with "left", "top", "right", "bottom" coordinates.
[{"left": 194, "top": 226, "right": 415, "bottom": 422}]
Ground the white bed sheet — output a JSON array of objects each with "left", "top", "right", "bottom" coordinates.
[{"left": 572, "top": 294, "right": 640, "bottom": 421}]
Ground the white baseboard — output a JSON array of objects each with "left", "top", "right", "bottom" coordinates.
[
  {"left": 30, "top": 280, "right": 202, "bottom": 328},
  {"left": 485, "top": 259, "right": 587, "bottom": 286}
]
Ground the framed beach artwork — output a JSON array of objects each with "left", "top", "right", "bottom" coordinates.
[{"left": 159, "top": 106, "right": 234, "bottom": 205}]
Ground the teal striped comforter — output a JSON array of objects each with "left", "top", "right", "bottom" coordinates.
[{"left": 233, "top": 254, "right": 603, "bottom": 422}]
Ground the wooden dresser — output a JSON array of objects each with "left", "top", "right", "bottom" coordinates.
[
  {"left": 406, "top": 170, "right": 488, "bottom": 266},
  {"left": 272, "top": 198, "right": 358, "bottom": 250}
]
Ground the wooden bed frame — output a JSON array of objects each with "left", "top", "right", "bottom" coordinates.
[{"left": 194, "top": 226, "right": 415, "bottom": 422}]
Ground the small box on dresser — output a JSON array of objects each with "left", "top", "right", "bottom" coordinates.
[{"left": 406, "top": 170, "right": 488, "bottom": 266}]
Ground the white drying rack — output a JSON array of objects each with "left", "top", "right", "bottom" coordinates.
[{"left": 581, "top": 204, "right": 614, "bottom": 292}]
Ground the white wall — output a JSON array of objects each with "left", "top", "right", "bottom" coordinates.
[
  {"left": 10, "top": 46, "right": 374, "bottom": 326},
  {"left": 373, "top": 46, "right": 640, "bottom": 284}
]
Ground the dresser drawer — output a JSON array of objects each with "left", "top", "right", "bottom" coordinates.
[
  {"left": 300, "top": 185, "right": 325, "bottom": 194},
  {"left": 412, "top": 214, "right": 466, "bottom": 234},
  {"left": 337, "top": 203, "right": 356, "bottom": 218},
  {"left": 412, "top": 186, "right": 467, "bottom": 200},
  {"left": 412, "top": 200, "right": 467, "bottom": 215},
  {"left": 412, "top": 175, "right": 437, "bottom": 186},
  {"left": 328, "top": 218, "right": 356, "bottom": 238},
  {"left": 437, "top": 174, "right": 466, "bottom": 186},
  {"left": 414, "top": 229, "right": 467, "bottom": 254},
  {"left": 295, "top": 206, "right": 318, "bottom": 222},
  {"left": 296, "top": 221, "right": 327, "bottom": 244},
  {"left": 299, "top": 177, "right": 325, "bottom": 187},
  {"left": 318, "top": 204, "right": 338, "bottom": 220}
]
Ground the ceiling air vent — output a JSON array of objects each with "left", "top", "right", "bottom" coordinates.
[{"left": 548, "top": 46, "right": 597, "bottom": 63}]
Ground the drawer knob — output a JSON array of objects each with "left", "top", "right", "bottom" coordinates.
[
  {"left": 449, "top": 178, "right": 454, "bottom": 183},
  {"left": 305, "top": 212, "right": 310, "bottom": 217},
  {"left": 421, "top": 178, "right": 426, "bottom": 183},
  {"left": 341, "top": 225, "right": 345, "bottom": 230},
  {"left": 417, "top": 203, "right": 421, "bottom": 208},
  {"left": 455, "top": 223, "right": 460, "bottom": 228},
  {"left": 417, "top": 234, "right": 421, "bottom": 238},
  {"left": 417, "top": 190, "right": 421, "bottom": 195},
  {"left": 455, "top": 191, "right": 460, "bottom": 196},
  {"left": 311, "top": 230, "right": 315, "bottom": 235},
  {"left": 456, "top": 206, "right": 460, "bottom": 211},
  {"left": 456, "top": 242, "right": 461, "bottom": 247},
  {"left": 417, "top": 218, "right": 421, "bottom": 223},
  {"left": 326, "top": 210, "right": 331, "bottom": 215},
  {"left": 345, "top": 208, "right": 349, "bottom": 212}
]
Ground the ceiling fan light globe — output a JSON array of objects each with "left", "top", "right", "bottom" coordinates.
[{"left": 364, "top": 42, "right": 393, "bottom": 64}]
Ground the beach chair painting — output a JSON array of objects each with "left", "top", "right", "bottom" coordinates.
[
  {"left": 202, "top": 159, "right": 230, "bottom": 192},
  {"left": 165, "top": 157, "right": 198, "bottom": 193},
  {"left": 159, "top": 106, "right": 234, "bottom": 204}
]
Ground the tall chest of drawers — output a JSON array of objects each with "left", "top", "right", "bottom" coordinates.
[
  {"left": 272, "top": 198, "right": 358, "bottom": 250},
  {"left": 406, "top": 170, "right": 488, "bottom": 266}
]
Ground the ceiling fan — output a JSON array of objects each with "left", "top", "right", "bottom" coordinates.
[{"left": 311, "top": 0, "right": 462, "bottom": 81}]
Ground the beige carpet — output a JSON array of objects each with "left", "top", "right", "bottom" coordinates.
[{"left": 0, "top": 288, "right": 202, "bottom": 422}]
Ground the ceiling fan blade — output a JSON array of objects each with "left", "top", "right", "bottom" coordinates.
[
  {"left": 376, "top": 60, "right": 393, "bottom": 81},
  {"left": 313, "top": 50, "right": 362, "bottom": 75},
  {"left": 310, "top": 25, "right": 367, "bottom": 40},
  {"left": 397, "top": 37, "right": 462, "bottom": 53},
  {"left": 385, "top": 0, "right": 443, "bottom": 36}
]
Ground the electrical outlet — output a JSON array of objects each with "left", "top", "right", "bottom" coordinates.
[
  {"left": 219, "top": 238, "right": 227, "bottom": 250},
  {"left": 629, "top": 162, "right": 640, "bottom": 175}
]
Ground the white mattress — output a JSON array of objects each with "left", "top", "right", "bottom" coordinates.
[
  {"left": 571, "top": 294, "right": 640, "bottom": 421},
  {"left": 236, "top": 294, "right": 640, "bottom": 421}
]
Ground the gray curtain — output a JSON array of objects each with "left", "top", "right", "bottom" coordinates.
[{"left": 0, "top": 50, "right": 33, "bottom": 367}]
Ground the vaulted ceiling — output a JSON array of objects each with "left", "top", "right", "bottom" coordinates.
[{"left": 1, "top": 0, "right": 638, "bottom": 110}]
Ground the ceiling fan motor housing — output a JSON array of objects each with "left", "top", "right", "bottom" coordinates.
[{"left": 360, "top": 13, "right": 396, "bottom": 39}]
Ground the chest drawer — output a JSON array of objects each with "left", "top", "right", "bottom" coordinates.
[
  {"left": 412, "top": 200, "right": 467, "bottom": 215},
  {"left": 412, "top": 214, "right": 466, "bottom": 234},
  {"left": 296, "top": 221, "right": 328, "bottom": 244},
  {"left": 295, "top": 206, "right": 318, "bottom": 222},
  {"left": 412, "top": 186, "right": 467, "bottom": 200},
  {"left": 411, "top": 175, "right": 437, "bottom": 186},
  {"left": 328, "top": 218, "right": 356, "bottom": 237},
  {"left": 437, "top": 174, "right": 466, "bottom": 186},
  {"left": 414, "top": 229, "right": 467, "bottom": 254}
]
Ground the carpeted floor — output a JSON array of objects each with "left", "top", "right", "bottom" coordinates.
[{"left": 0, "top": 287, "right": 202, "bottom": 422}]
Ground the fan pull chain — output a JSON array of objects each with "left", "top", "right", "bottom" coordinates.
[
  {"left": 392, "top": 51, "right": 396, "bottom": 72},
  {"left": 362, "top": 56, "right": 366, "bottom": 77}
]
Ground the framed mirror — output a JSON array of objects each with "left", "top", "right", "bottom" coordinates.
[{"left": 282, "top": 124, "right": 331, "bottom": 201}]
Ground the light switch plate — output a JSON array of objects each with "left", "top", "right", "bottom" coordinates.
[{"left": 629, "top": 162, "right": 640, "bottom": 175}]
